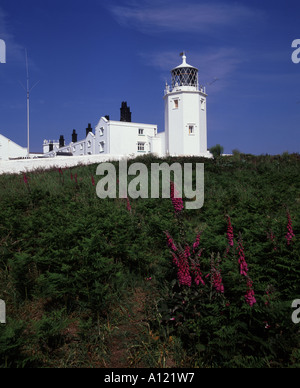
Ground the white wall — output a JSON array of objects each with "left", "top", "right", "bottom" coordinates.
[
  {"left": 199, "top": 95, "right": 208, "bottom": 154},
  {"left": 108, "top": 120, "right": 158, "bottom": 156},
  {"left": 164, "top": 92, "right": 184, "bottom": 155},
  {"left": 153, "top": 132, "right": 165, "bottom": 156},
  {"left": 86, "top": 132, "right": 95, "bottom": 155},
  {"left": 95, "top": 117, "right": 109, "bottom": 154},
  {"left": 0, "top": 134, "right": 27, "bottom": 160},
  {"left": 182, "top": 91, "right": 201, "bottom": 155},
  {"left": 164, "top": 88, "right": 208, "bottom": 156},
  {"left": 0, "top": 153, "right": 128, "bottom": 175},
  {"left": 71, "top": 140, "right": 86, "bottom": 156}
]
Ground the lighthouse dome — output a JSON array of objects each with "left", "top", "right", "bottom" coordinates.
[{"left": 171, "top": 54, "right": 199, "bottom": 90}]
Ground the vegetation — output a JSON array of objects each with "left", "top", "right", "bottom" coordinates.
[
  {"left": 209, "top": 144, "right": 224, "bottom": 158},
  {"left": 0, "top": 152, "right": 299, "bottom": 368}
]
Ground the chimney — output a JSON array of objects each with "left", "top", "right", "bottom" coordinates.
[
  {"left": 86, "top": 123, "right": 93, "bottom": 137},
  {"left": 72, "top": 129, "right": 77, "bottom": 143},
  {"left": 105, "top": 115, "right": 110, "bottom": 121},
  {"left": 120, "top": 101, "right": 132, "bottom": 122},
  {"left": 59, "top": 135, "right": 65, "bottom": 148}
]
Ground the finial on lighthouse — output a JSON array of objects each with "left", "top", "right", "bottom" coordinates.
[{"left": 180, "top": 51, "right": 187, "bottom": 65}]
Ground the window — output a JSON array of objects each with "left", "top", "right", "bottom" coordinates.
[
  {"left": 87, "top": 140, "right": 91, "bottom": 148},
  {"left": 137, "top": 142, "right": 145, "bottom": 151},
  {"left": 99, "top": 141, "right": 104, "bottom": 153},
  {"left": 99, "top": 127, "right": 104, "bottom": 136},
  {"left": 189, "top": 125, "right": 194, "bottom": 134},
  {"left": 173, "top": 99, "right": 179, "bottom": 109},
  {"left": 80, "top": 144, "right": 83, "bottom": 150},
  {"left": 201, "top": 98, "right": 206, "bottom": 111},
  {"left": 138, "top": 128, "right": 144, "bottom": 135}
]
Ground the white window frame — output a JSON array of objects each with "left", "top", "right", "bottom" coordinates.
[
  {"left": 137, "top": 142, "right": 145, "bottom": 152},
  {"left": 99, "top": 141, "right": 105, "bottom": 153}
]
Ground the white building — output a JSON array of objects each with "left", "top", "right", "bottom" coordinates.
[
  {"left": 43, "top": 115, "right": 159, "bottom": 158},
  {"left": 163, "top": 54, "right": 210, "bottom": 157},
  {"left": 43, "top": 54, "right": 211, "bottom": 159},
  {"left": 0, "top": 134, "right": 27, "bottom": 160}
]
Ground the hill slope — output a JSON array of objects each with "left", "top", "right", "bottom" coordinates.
[{"left": 0, "top": 153, "right": 299, "bottom": 367}]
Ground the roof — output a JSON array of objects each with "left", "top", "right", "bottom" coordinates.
[{"left": 172, "top": 54, "right": 198, "bottom": 71}]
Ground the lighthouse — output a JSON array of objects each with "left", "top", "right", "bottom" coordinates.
[{"left": 164, "top": 53, "right": 209, "bottom": 156}]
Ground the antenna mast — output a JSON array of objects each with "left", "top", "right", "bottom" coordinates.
[
  {"left": 25, "top": 49, "right": 30, "bottom": 158},
  {"left": 21, "top": 49, "right": 39, "bottom": 158}
]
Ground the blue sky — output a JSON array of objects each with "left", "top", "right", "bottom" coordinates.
[{"left": 0, "top": 0, "right": 299, "bottom": 154}]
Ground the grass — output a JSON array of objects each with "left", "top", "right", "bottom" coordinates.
[{"left": 0, "top": 152, "right": 299, "bottom": 368}]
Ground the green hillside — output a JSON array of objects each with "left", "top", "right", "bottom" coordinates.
[{"left": 0, "top": 153, "right": 299, "bottom": 368}]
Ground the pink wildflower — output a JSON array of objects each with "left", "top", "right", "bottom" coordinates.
[
  {"left": 91, "top": 175, "right": 95, "bottom": 186},
  {"left": 267, "top": 230, "right": 277, "bottom": 251},
  {"left": 213, "top": 270, "right": 224, "bottom": 293},
  {"left": 190, "top": 252, "right": 205, "bottom": 286},
  {"left": 176, "top": 249, "right": 192, "bottom": 287},
  {"left": 192, "top": 232, "right": 202, "bottom": 252},
  {"left": 265, "top": 290, "right": 270, "bottom": 306},
  {"left": 194, "top": 270, "right": 205, "bottom": 286},
  {"left": 285, "top": 211, "right": 295, "bottom": 245},
  {"left": 184, "top": 245, "right": 191, "bottom": 258},
  {"left": 237, "top": 237, "right": 248, "bottom": 276},
  {"left": 23, "top": 174, "right": 28, "bottom": 185},
  {"left": 226, "top": 215, "right": 234, "bottom": 247},
  {"left": 192, "top": 262, "right": 205, "bottom": 286},
  {"left": 267, "top": 230, "right": 275, "bottom": 243},
  {"left": 210, "top": 255, "right": 224, "bottom": 293},
  {"left": 245, "top": 278, "right": 256, "bottom": 307},
  {"left": 197, "top": 248, "right": 203, "bottom": 258},
  {"left": 165, "top": 232, "right": 177, "bottom": 252},
  {"left": 170, "top": 181, "right": 184, "bottom": 214},
  {"left": 171, "top": 252, "right": 179, "bottom": 267},
  {"left": 58, "top": 167, "right": 63, "bottom": 175},
  {"left": 126, "top": 197, "right": 132, "bottom": 212}
]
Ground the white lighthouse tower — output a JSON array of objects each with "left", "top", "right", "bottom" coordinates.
[{"left": 164, "top": 53, "right": 210, "bottom": 157}]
